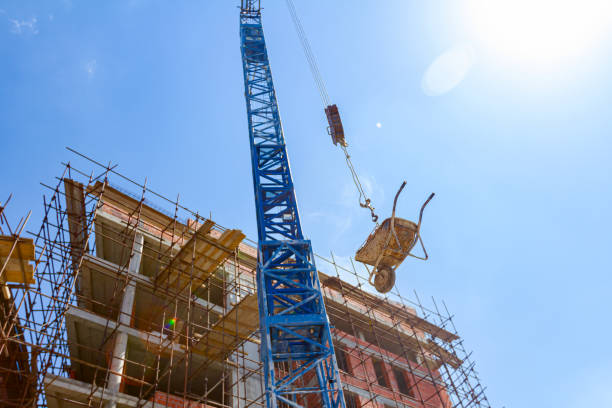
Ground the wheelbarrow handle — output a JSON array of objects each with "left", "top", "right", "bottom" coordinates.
[
  {"left": 417, "top": 192, "right": 435, "bottom": 230},
  {"left": 392, "top": 181, "right": 407, "bottom": 220},
  {"left": 388, "top": 181, "right": 408, "bottom": 251}
]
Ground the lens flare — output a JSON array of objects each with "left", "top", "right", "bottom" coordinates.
[
  {"left": 467, "top": 0, "right": 612, "bottom": 64},
  {"left": 422, "top": 44, "right": 475, "bottom": 96}
]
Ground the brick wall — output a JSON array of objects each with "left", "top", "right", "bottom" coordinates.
[
  {"left": 334, "top": 329, "right": 451, "bottom": 408},
  {"left": 150, "top": 391, "right": 214, "bottom": 408}
]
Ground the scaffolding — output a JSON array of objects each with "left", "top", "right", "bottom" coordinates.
[
  {"left": 0, "top": 196, "right": 37, "bottom": 407},
  {"left": 0, "top": 150, "right": 491, "bottom": 408}
]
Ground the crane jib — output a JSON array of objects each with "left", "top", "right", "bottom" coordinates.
[{"left": 239, "top": 8, "right": 346, "bottom": 408}]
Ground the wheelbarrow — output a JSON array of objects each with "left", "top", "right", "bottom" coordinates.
[{"left": 355, "top": 182, "right": 434, "bottom": 293}]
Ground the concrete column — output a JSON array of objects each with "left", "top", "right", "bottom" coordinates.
[
  {"left": 232, "top": 340, "right": 263, "bottom": 408},
  {"left": 105, "top": 233, "right": 143, "bottom": 408}
]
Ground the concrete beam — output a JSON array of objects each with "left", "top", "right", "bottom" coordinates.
[
  {"left": 95, "top": 210, "right": 174, "bottom": 250},
  {"left": 64, "top": 306, "right": 228, "bottom": 368},
  {"left": 44, "top": 375, "right": 140, "bottom": 408},
  {"left": 82, "top": 253, "right": 225, "bottom": 316}
]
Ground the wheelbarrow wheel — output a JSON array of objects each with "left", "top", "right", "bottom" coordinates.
[{"left": 374, "top": 267, "right": 395, "bottom": 293}]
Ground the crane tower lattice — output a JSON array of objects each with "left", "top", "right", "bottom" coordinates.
[{"left": 239, "top": 1, "right": 346, "bottom": 407}]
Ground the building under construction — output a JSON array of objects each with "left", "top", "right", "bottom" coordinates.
[{"left": 0, "top": 155, "right": 490, "bottom": 408}]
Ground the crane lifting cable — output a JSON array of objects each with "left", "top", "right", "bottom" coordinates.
[
  {"left": 285, "top": 0, "right": 435, "bottom": 293},
  {"left": 285, "top": 0, "right": 378, "bottom": 223}
]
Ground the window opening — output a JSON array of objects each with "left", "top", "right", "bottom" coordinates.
[
  {"left": 393, "top": 367, "right": 414, "bottom": 397},
  {"left": 372, "top": 358, "right": 388, "bottom": 387}
]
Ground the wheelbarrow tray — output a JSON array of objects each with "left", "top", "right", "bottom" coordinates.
[{"left": 355, "top": 217, "right": 418, "bottom": 269}]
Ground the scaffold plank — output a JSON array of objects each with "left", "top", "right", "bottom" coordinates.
[
  {"left": 155, "top": 221, "right": 245, "bottom": 292},
  {"left": 0, "top": 236, "right": 35, "bottom": 284},
  {"left": 192, "top": 294, "right": 259, "bottom": 361},
  {"left": 64, "top": 179, "right": 88, "bottom": 264}
]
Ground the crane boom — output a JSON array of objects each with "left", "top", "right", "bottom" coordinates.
[{"left": 239, "top": 2, "right": 345, "bottom": 407}]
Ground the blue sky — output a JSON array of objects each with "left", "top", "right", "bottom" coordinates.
[{"left": 2, "top": 1, "right": 612, "bottom": 406}]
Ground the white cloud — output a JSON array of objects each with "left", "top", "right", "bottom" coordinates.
[
  {"left": 321, "top": 253, "right": 363, "bottom": 285},
  {"left": 85, "top": 60, "right": 97, "bottom": 78},
  {"left": 376, "top": 122, "right": 382, "bottom": 129},
  {"left": 306, "top": 208, "right": 353, "bottom": 248},
  {"left": 358, "top": 175, "right": 384, "bottom": 206},
  {"left": 340, "top": 174, "right": 385, "bottom": 223},
  {"left": 9, "top": 17, "right": 38, "bottom": 35}
]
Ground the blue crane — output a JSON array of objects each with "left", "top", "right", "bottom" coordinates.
[{"left": 239, "top": 1, "right": 346, "bottom": 407}]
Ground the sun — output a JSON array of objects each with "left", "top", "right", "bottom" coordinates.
[{"left": 466, "top": 0, "right": 612, "bottom": 64}]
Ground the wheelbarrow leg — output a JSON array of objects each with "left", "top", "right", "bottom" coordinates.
[{"left": 407, "top": 192, "right": 435, "bottom": 261}]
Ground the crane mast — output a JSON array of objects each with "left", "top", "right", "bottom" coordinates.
[{"left": 239, "top": 1, "right": 345, "bottom": 407}]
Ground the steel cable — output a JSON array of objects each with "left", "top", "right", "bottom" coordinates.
[{"left": 285, "top": 0, "right": 379, "bottom": 223}]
